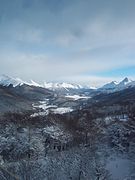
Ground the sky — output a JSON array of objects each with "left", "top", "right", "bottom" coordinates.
[{"left": 0, "top": 0, "right": 135, "bottom": 86}]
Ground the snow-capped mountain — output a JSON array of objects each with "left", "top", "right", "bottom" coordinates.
[
  {"left": 100, "top": 81, "right": 119, "bottom": 90},
  {"left": 0, "top": 75, "right": 135, "bottom": 93},
  {"left": 100, "top": 77, "right": 135, "bottom": 92},
  {"left": 0, "top": 75, "right": 86, "bottom": 90},
  {"left": 43, "top": 82, "right": 98, "bottom": 91},
  {"left": 44, "top": 82, "right": 83, "bottom": 91},
  {"left": 0, "top": 75, "right": 25, "bottom": 87},
  {"left": 117, "top": 77, "right": 132, "bottom": 88},
  {"left": 0, "top": 75, "right": 43, "bottom": 88},
  {"left": 28, "top": 80, "right": 42, "bottom": 87}
]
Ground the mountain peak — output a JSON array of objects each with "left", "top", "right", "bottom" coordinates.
[
  {"left": 119, "top": 77, "right": 132, "bottom": 87},
  {"left": 0, "top": 74, "right": 24, "bottom": 87},
  {"left": 111, "top": 81, "right": 119, "bottom": 85},
  {"left": 100, "top": 77, "right": 135, "bottom": 92},
  {"left": 100, "top": 80, "right": 118, "bottom": 90},
  {"left": 122, "top": 77, "right": 129, "bottom": 83},
  {"left": 124, "top": 77, "right": 128, "bottom": 80}
]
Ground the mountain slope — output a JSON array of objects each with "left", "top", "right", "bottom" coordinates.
[
  {"left": 100, "top": 77, "right": 135, "bottom": 92},
  {"left": 100, "top": 81, "right": 118, "bottom": 90},
  {"left": 92, "top": 86, "right": 135, "bottom": 106},
  {"left": 0, "top": 75, "right": 25, "bottom": 87},
  {"left": 0, "top": 83, "right": 54, "bottom": 114}
]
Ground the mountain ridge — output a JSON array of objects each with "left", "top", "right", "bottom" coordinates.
[
  {"left": 0, "top": 75, "right": 135, "bottom": 92},
  {"left": 100, "top": 77, "right": 135, "bottom": 92}
]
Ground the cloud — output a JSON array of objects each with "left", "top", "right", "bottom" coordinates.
[
  {"left": 0, "top": 0, "right": 135, "bottom": 85},
  {"left": 57, "top": 75, "right": 116, "bottom": 87}
]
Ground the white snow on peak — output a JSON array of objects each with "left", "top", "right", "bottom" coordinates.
[
  {"left": 100, "top": 77, "right": 135, "bottom": 91},
  {"left": 0, "top": 75, "right": 43, "bottom": 88},
  {"left": 100, "top": 81, "right": 118, "bottom": 90},
  {"left": 117, "top": 77, "right": 132, "bottom": 87},
  {"left": 28, "top": 80, "right": 42, "bottom": 87},
  {"left": 44, "top": 82, "right": 83, "bottom": 90},
  {"left": 0, "top": 75, "right": 24, "bottom": 87},
  {"left": 1, "top": 75, "right": 134, "bottom": 92}
]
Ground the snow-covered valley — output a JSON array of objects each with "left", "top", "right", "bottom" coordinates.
[{"left": 0, "top": 76, "right": 135, "bottom": 179}]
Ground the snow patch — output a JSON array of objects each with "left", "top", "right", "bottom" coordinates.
[
  {"left": 52, "top": 107, "right": 73, "bottom": 114},
  {"left": 32, "top": 100, "right": 73, "bottom": 116},
  {"left": 106, "top": 155, "right": 133, "bottom": 179},
  {"left": 31, "top": 111, "right": 49, "bottom": 117},
  {"left": 65, "top": 95, "right": 90, "bottom": 100}
]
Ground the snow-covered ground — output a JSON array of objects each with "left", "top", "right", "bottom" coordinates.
[
  {"left": 32, "top": 100, "right": 73, "bottom": 116},
  {"left": 32, "top": 100, "right": 55, "bottom": 116},
  {"left": 65, "top": 94, "right": 90, "bottom": 100},
  {"left": 106, "top": 154, "right": 135, "bottom": 179},
  {"left": 33, "top": 100, "right": 57, "bottom": 110},
  {"left": 51, "top": 107, "right": 73, "bottom": 114},
  {"left": 31, "top": 111, "right": 49, "bottom": 117}
]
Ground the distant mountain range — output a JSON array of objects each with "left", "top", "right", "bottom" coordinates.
[
  {"left": 43, "top": 82, "right": 83, "bottom": 91},
  {"left": 0, "top": 75, "right": 42, "bottom": 87},
  {"left": 0, "top": 75, "right": 135, "bottom": 92},
  {"left": 100, "top": 77, "right": 135, "bottom": 92},
  {"left": 0, "top": 74, "right": 135, "bottom": 117},
  {"left": 0, "top": 75, "right": 95, "bottom": 91}
]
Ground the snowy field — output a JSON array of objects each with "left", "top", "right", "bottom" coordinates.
[
  {"left": 65, "top": 94, "right": 90, "bottom": 100},
  {"left": 31, "top": 100, "right": 73, "bottom": 117}
]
